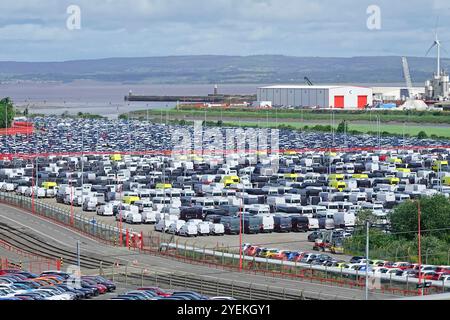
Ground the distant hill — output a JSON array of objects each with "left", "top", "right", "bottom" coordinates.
[{"left": 0, "top": 55, "right": 447, "bottom": 84}]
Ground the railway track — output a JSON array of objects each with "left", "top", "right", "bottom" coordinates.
[{"left": 0, "top": 222, "right": 117, "bottom": 269}]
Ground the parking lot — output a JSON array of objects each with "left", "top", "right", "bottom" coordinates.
[
  {"left": 1, "top": 117, "right": 450, "bottom": 155},
  {"left": 1, "top": 116, "right": 450, "bottom": 273}
]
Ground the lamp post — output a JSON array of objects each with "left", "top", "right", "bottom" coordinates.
[
  {"left": 417, "top": 201, "right": 423, "bottom": 296},
  {"left": 365, "top": 220, "right": 370, "bottom": 301}
]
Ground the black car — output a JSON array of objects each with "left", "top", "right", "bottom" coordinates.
[
  {"left": 307, "top": 231, "right": 322, "bottom": 242},
  {"left": 82, "top": 276, "right": 116, "bottom": 292},
  {"left": 350, "top": 256, "right": 365, "bottom": 264}
]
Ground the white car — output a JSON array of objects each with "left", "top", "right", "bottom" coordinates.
[
  {"left": 97, "top": 204, "right": 114, "bottom": 216},
  {"left": 141, "top": 211, "right": 157, "bottom": 224},
  {"left": 167, "top": 220, "right": 186, "bottom": 235},
  {"left": 178, "top": 223, "right": 198, "bottom": 237},
  {"left": 197, "top": 222, "right": 211, "bottom": 236},
  {"left": 126, "top": 212, "right": 142, "bottom": 225},
  {"left": 155, "top": 219, "right": 172, "bottom": 232},
  {"left": 209, "top": 223, "right": 225, "bottom": 236}
]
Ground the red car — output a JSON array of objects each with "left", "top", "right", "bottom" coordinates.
[
  {"left": 435, "top": 266, "right": 450, "bottom": 274},
  {"left": 421, "top": 272, "right": 437, "bottom": 280},
  {"left": 393, "top": 262, "right": 412, "bottom": 270},
  {"left": 82, "top": 278, "right": 107, "bottom": 294},
  {"left": 245, "top": 246, "right": 259, "bottom": 257},
  {"left": 138, "top": 287, "right": 171, "bottom": 297},
  {"left": 0, "top": 269, "right": 21, "bottom": 276}
]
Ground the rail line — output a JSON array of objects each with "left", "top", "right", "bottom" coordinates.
[{"left": 0, "top": 222, "right": 116, "bottom": 269}]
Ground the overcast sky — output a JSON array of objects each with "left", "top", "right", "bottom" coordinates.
[{"left": 1, "top": 0, "right": 450, "bottom": 61}]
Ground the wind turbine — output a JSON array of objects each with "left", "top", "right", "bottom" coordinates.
[
  {"left": 425, "top": 17, "right": 448, "bottom": 76},
  {"left": 425, "top": 32, "right": 442, "bottom": 76}
]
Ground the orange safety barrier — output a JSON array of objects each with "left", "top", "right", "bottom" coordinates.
[
  {"left": 1, "top": 144, "right": 450, "bottom": 161},
  {"left": 0, "top": 122, "right": 34, "bottom": 135}
]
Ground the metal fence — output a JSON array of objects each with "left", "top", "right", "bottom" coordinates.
[
  {"left": 0, "top": 192, "right": 123, "bottom": 246},
  {"left": 0, "top": 256, "right": 59, "bottom": 274}
]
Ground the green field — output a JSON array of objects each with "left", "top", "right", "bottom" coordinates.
[
  {"left": 126, "top": 107, "right": 450, "bottom": 139},
  {"left": 222, "top": 121, "right": 450, "bottom": 138},
  {"left": 128, "top": 107, "right": 450, "bottom": 125}
]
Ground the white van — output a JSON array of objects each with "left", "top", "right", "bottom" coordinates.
[
  {"left": 155, "top": 219, "right": 172, "bottom": 232},
  {"left": 141, "top": 211, "right": 157, "bottom": 224},
  {"left": 197, "top": 222, "right": 211, "bottom": 236},
  {"left": 83, "top": 197, "right": 98, "bottom": 212},
  {"left": 168, "top": 220, "right": 186, "bottom": 235},
  {"left": 334, "top": 211, "right": 356, "bottom": 228},
  {"left": 308, "top": 218, "right": 320, "bottom": 230},
  {"left": 152, "top": 197, "right": 172, "bottom": 211},
  {"left": 209, "top": 223, "right": 225, "bottom": 236},
  {"left": 126, "top": 212, "right": 142, "bottom": 225},
  {"left": 97, "top": 204, "right": 114, "bottom": 216},
  {"left": 134, "top": 200, "right": 153, "bottom": 213},
  {"left": 178, "top": 223, "right": 198, "bottom": 237},
  {"left": 256, "top": 214, "right": 274, "bottom": 233}
]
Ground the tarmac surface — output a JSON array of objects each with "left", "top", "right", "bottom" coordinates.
[{"left": 0, "top": 202, "right": 400, "bottom": 300}]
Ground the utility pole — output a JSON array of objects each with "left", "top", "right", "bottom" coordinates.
[
  {"left": 81, "top": 129, "right": 84, "bottom": 187},
  {"left": 76, "top": 240, "right": 81, "bottom": 269},
  {"left": 417, "top": 201, "right": 423, "bottom": 296},
  {"left": 365, "top": 220, "right": 370, "bottom": 301}
]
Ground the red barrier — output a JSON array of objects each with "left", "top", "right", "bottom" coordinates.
[
  {"left": 0, "top": 122, "right": 33, "bottom": 136},
  {"left": 126, "top": 229, "right": 130, "bottom": 250},
  {"left": 1, "top": 144, "right": 450, "bottom": 161}
]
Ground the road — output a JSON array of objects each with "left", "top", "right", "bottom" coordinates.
[{"left": 0, "top": 203, "right": 400, "bottom": 300}]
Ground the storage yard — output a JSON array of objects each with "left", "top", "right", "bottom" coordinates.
[{"left": 1, "top": 116, "right": 450, "bottom": 300}]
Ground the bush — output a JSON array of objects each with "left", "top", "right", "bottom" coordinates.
[{"left": 417, "top": 131, "right": 428, "bottom": 139}]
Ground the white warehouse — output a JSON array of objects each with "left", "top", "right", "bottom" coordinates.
[{"left": 257, "top": 85, "right": 373, "bottom": 109}]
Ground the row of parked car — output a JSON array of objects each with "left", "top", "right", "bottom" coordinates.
[
  {"left": 111, "top": 287, "right": 235, "bottom": 300},
  {"left": 241, "top": 243, "right": 450, "bottom": 281},
  {"left": 0, "top": 269, "right": 116, "bottom": 300},
  {"left": 2, "top": 117, "right": 448, "bottom": 155}
]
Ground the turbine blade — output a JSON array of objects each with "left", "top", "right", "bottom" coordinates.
[{"left": 425, "top": 43, "right": 436, "bottom": 57}]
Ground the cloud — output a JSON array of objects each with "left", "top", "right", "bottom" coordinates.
[{"left": 0, "top": 0, "right": 448, "bottom": 61}]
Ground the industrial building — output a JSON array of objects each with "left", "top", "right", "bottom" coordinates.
[
  {"left": 372, "top": 87, "right": 425, "bottom": 101},
  {"left": 257, "top": 85, "right": 373, "bottom": 109}
]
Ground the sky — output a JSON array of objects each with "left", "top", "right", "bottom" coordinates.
[{"left": 1, "top": 0, "right": 450, "bottom": 61}]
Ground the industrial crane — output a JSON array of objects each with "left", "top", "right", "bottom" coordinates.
[{"left": 304, "top": 77, "right": 314, "bottom": 86}]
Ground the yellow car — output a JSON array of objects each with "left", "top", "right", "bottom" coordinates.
[
  {"left": 352, "top": 174, "right": 369, "bottom": 179},
  {"left": 283, "top": 150, "right": 297, "bottom": 156},
  {"left": 155, "top": 183, "right": 172, "bottom": 189},
  {"left": 443, "top": 176, "right": 450, "bottom": 186},
  {"left": 123, "top": 196, "right": 140, "bottom": 205},
  {"left": 387, "top": 177, "right": 400, "bottom": 185},
  {"left": 433, "top": 160, "right": 448, "bottom": 171},
  {"left": 396, "top": 168, "right": 411, "bottom": 173},
  {"left": 284, "top": 173, "right": 298, "bottom": 180},
  {"left": 389, "top": 157, "right": 402, "bottom": 164},
  {"left": 264, "top": 250, "right": 280, "bottom": 259},
  {"left": 221, "top": 175, "right": 240, "bottom": 187},
  {"left": 329, "top": 174, "right": 345, "bottom": 181},
  {"left": 329, "top": 180, "right": 347, "bottom": 191},
  {"left": 110, "top": 154, "right": 122, "bottom": 161},
  {"left": 42, "top": 181, "right": 57, "bottom": 190},
  {"left": 336, "top": 262, "right": 349, "bottom": 269}
]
